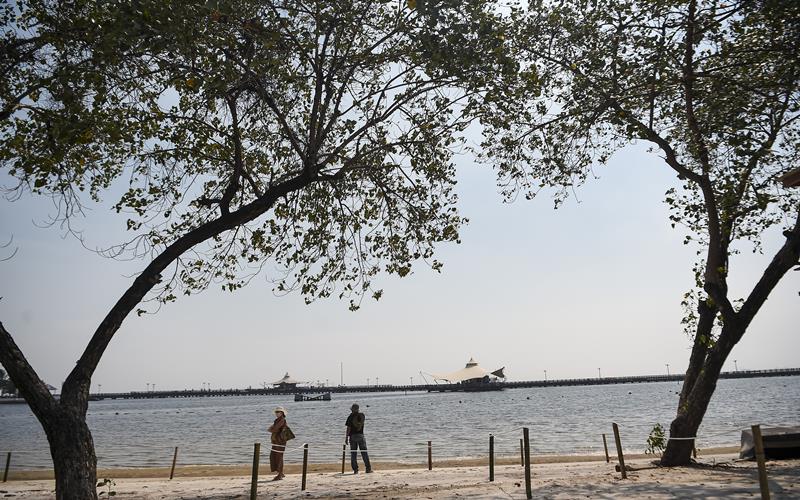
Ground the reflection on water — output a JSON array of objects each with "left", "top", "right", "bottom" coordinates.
[{"left": 1, "top": 377, "right": 797, "bottom": 469}]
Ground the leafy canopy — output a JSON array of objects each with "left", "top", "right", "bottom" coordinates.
[
  {"left": 482, "top": 0, "right": 800, "bottom": 328},
  {"left": 2, "top": 0, "right": 522, "bottom": 310}
]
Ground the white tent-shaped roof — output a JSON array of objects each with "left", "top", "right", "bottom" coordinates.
[
  {"left": 272, "top": 372, "right": 301, "bottom": 386},
  {"left": 431, "top": 358, "right": 505, "bottom": 383}
]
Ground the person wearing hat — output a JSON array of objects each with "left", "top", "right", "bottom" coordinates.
[
  {"left": 345, "top": 403, "right": 372, "bottom": 474},
  {"left": 268, "top": 407, "right": 289, "bottom": 480}
]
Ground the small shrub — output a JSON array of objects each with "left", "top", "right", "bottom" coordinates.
[
  {"left": 97, "top": 478, "right": 116, "bottom": 497},
  {"left": 645, "top": 423, "right": 666, "bottom": 455}
]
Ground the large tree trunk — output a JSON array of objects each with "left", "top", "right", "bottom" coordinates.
[
  {"left": 663, "top": 308, "right": 770, "bottom": 465},
  {"left": 46, "top": 410, "right": 98, "bottom": 500},
  {"left": 661, "top": 346, "right": 726, "bottom": 465},
  {"left": 0, "top": 323, "right": 98, "bottom": 499}
]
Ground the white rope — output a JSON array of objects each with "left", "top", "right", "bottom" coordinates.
[
  {"left": 490, "top": 426, "right": 525, "bottom": 437},
  {"left": 668, "top": 427, "right": 748, "bottom": 441},
  {"left": 268, "top": 443, "right": 308, "bottom": 455}
]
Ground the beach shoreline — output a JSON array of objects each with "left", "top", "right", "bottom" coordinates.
[
  {"left": 2, "top": 447, "right": 739, "bottom": 480},
  {"left": 6, "top": 448, "right": 798, "bottom": 500}
]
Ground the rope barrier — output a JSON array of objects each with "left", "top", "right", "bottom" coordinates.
[
  {"left": 667, "top": 426, "right": 751, "bottom": 441},
  {"left": 268, "top": 443, "right": 308, "bottom": 455},
  {"left": 490, "top": 426, "right": 526, "bottom": 437}
]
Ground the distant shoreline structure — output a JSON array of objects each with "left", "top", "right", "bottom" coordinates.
[{"left": 1, "top": 367, "right": 783, "bottom": 404}]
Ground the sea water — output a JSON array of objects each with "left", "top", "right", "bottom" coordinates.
[{"left": 1, "top": 377, "right": 798, "bottom": 469}]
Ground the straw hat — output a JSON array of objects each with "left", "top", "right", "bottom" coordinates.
[{"left": 274, "top": 406, "right": 288, "bottom": 416}]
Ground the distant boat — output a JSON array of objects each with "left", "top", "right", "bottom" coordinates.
[
  {"left": 294, "top": 392, "right": 332, "bottom": 401},
  {"left": 426, "top": 357, "right": 506, "bottom": 392}
]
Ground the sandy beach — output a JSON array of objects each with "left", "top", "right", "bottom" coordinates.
[{"left": 2, "top": 450, "right": 797, "bottom": 499}]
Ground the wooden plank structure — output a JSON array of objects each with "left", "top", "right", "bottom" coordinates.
[{"left": 67, "top": 368, "right": 799, "bottom": 401}]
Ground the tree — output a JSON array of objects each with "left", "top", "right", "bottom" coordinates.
[
  {"left": 481, "top": 0, "right": 800, "bottom": 465},
  {"left": 0, "top": 1, "right": 519, "bottom": 497}
]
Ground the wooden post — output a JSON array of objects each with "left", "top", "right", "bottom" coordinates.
[
  {"left": 612, "top": 423, "right": 627, "bottom": 479},
  {"left": 489, "top": 434, "right": 494, "bottom": 482},
  {"left": 752, "top": 425, "right": 771, "bottom": 500},
  {"left": 520, "top": 438, "right": 524, "bottom": 467},
  {"left": 301, "top": 443, "right": 309, "bottom": 491},
  {"left": 427, "top": 441, "right": 432, "bottom": 470},
  {"left": 602, "top": 434, "right": 610, "bottom": 463},
  {"left": 169, "top": 446, "right": 178, "bottom": 480},
  {"left": 3, "top": 452, "right": 10, "bottom": 482},
  {"left": 250, "top": 442, "right": 260, "bottom": 500},
  {"left": 523, "top": 427, "right": 532, "bottom": 499},
  {"left": 341, "top": 443, "right": 346, "bottom": 474}
]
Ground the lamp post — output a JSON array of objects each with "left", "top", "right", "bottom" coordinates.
[
  {"left": 666, "top": 363, "right": 670, "bottom": 376},
  {"left": 367, "top": 378, "right": 370, "bottom": 387},
  {"left": 410, "top": 376, "right": 413, "bottom": 386},
  {"left": 734, "top": 360, "right": 738, "bottom": 372},
  {"left": 544, "top": 370, "right": 547, "bottom": 382},
  {"left": 598, "top": 368, "right": 601, "bottom": 379}
]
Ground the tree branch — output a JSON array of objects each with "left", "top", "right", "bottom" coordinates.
[{"left": 0, "top": 322, "right": 58, "bottom": 422}]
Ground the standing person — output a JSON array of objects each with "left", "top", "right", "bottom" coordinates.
[
  {"left": 345, "top": 403, "right": 372, "bottom": 474},
  {"left": 268, "top": 407, "right": 289, "bottom": 480}
]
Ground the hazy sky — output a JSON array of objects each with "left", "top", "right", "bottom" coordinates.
[{"left": 1, "top": 143, "right": 797, "bottom": 393}]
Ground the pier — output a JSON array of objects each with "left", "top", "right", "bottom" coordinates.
[{"left": 86, "top": 367, "right": 800, "bottom": 401}]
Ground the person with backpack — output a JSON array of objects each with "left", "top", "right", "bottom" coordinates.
[{"left": 345, "top": 403, "right": 372, "bottom": 474}]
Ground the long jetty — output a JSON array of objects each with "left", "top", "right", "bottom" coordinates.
[{"left": 90, "top": 367, "right": 800, "bottom": 401}]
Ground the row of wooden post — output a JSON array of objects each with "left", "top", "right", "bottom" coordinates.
[
  {"left": 488, "top": 428, "right": 532, "bottom": 499},
  {"left": 485, "top": 423, "right": 770, "bottom": 500},
  {"left": 248, "top": 442, "right": 311, "bottom": 499},
  {"left": 0, "top": 424, "right": 772, "bottom": 499},
  {"left": 605, "top": 423, "right": 770, "bottom": 499}
]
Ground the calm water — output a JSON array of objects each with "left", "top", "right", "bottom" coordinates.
[{"left": 1, "top": 377, "right": 798, "bottom": 469}]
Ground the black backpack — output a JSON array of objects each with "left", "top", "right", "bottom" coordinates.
[{"left": 351, "top": 413, "right": 364, "bottom": 433}]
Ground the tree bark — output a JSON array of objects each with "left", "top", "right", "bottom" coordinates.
[
  {"left": 661, "top": 329, "right": 729, "bottom": 466},
  {"left": 46, "top": 410, "right": 98, "bottom": 500}
]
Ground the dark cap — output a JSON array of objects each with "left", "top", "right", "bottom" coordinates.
[{"left": 351, "top": 403, "right": 359, "bottom": 412}]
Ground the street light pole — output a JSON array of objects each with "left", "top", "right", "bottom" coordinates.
[
  {"left": 598, "top": 368, "right": 601, "bottom": 379},
  {"left": 544, "top": 370, "right": 547, "bottom": 382},
  {"left": 734, "top": 360, "right": 738, "bottom": 372},
  {"left": 666, "top": 363, "right": 670, "bottom": 376}
]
